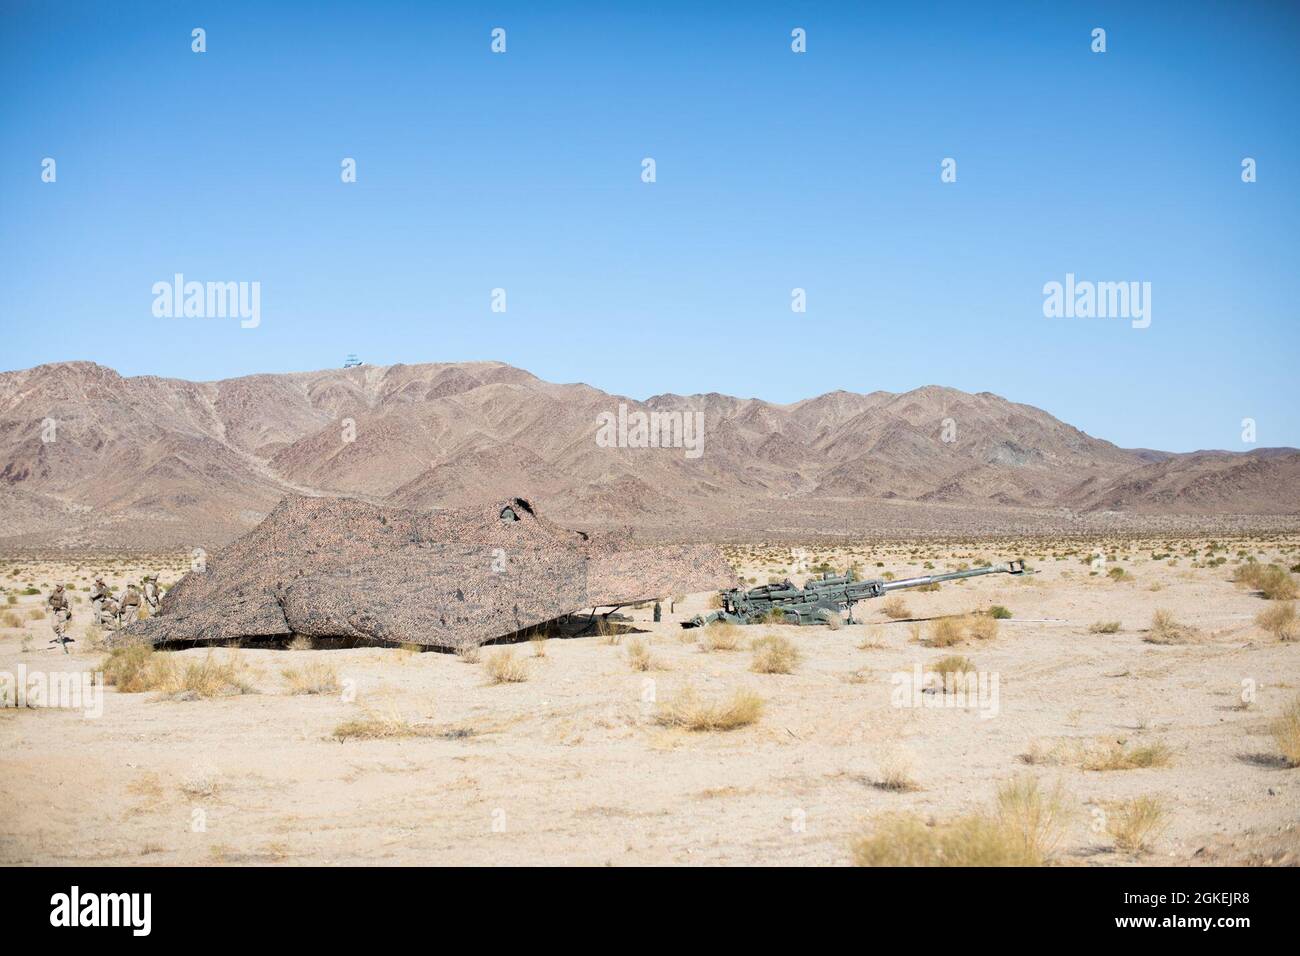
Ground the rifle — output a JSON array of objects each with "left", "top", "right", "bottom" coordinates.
[{"left": 683, "top": 560, "right": 1026, "bottom": 628}]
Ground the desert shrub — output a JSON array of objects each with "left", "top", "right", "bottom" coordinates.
[
  {"left": 180, "top": 766, "right": 220, "bottom": 798},
  {"left": 700, "top": 622, "right": 743, "bottom": 652},
  {"left": 1, "top": 610, "right": 22, "bottom": 629},
  {"left": 1145, "top": 609, "right": 1200, "bottom": 644},
  {"left": 530, "top": 634, "right": 548, "bottom": 658},
  {"left": 168, "top": 653, "right": 254, "bottom": 698},
  {"left": 656, "top": 687, "right": 763, "bottom": 732},
  {"left": 1234, "top": 563, "right": 1298, "bottom": 600},
  {"left": 282, "top": 661, "right": 341, "bottom": 695},
  {"left": 102, "top": 645, "right": 160, "bottom": 693},
  {"left": 594, "top": 616, "right": 620, "bottom": 645},
  {"left": 103, "top": 647, "right": 252, "bottom": 698},
  {"left": 873, "top": 749, "right": 919, "bottom": 792},
  {"left": 1256, "top": 602, "right": 1298, "bottom": 641},
  {"left": 455, "top": 643, "right": 481, "bottom": 664},
  {"left": 625, "top": 637, "right": 661, "bottom": 671},
  {"left": 988, "top": 605, "right": 1012, "bottom": 619},
  {"left": 967, "top": 614, "right": 999, "bottom": 641},
  {"left": 1081, "top": 740, "right": 1172, "bottom": 771},
  {"left": 27, "top": 608, "right": 45, "bottom": 621},
  {"left": 750, "top": 635, "right": 800, "bottom": 674},
  {"left": 926, "top": 614, "right": 996, "bottom": 646},
  {"left": 333, "top": 708, "right": 435, "bottom": 741},
  {"left": 927, "top": 616, "right": 965, "bottom": 647},
  {"left": 1273, "top": 696, "right": 1300, "bottom": 768},
  {"left": 1088, "top": 620, "right": 1121, "bottom": 634},
  {"left": 1107, "top": 567, "right": 1130, "bottom": 582},
  {"left": 881, "top": 596, "right": 911, "bottom": 620},
  {"left": 928, "top": 655, "right": 975, "bottom": 683},
  {"left": 851, "top": 776, "right": 1067, "bottom": 867},
  {"left": 484, "top": 649, "right": 528, "bottom": 684},
  {"left": 1106, "top": 796, "right": 1167, "bottom": 852}
]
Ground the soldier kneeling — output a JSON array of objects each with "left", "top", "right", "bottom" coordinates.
[{"left": 99, "top": 596, "right": 121, "bottom": 630}]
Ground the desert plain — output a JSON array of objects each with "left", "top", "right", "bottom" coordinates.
[{"left": 1, "top": 535, "right": 1297, "bottom": 866}]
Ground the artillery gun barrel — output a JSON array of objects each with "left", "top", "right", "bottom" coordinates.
[{"left": 882, "top": 560, "right": 1024, "bottom": 592}]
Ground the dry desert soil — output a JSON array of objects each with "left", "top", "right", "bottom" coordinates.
[{"left": 1, "top": 537, "right": 1297, "bottom": 866}]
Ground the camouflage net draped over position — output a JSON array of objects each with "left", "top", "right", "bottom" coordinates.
[{"left": 115, "top": 495, "right": 737, "bottom": 649}]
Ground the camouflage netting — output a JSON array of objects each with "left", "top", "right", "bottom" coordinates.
[{"left": 113, "top": 495, "right": 738, "bottom": 649}]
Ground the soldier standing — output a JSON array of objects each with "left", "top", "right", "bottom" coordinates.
[
  {"left": 89, "top": 576, "right": 111, "bottom": 618},
  {"left": 47, "top": 584, "right": 72, "bottom": 652},
  {"left": 117, "top": 583, "right": 142, "bottom": 628},
  {"left": 142, "top": 575, "right": 161, "bottom": 614}
]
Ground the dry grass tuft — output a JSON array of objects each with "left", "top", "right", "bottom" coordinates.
[
  {"left": 282, "top": 660, "right": 341, "bottom": 695},
  {"left": 165, "top": 652, "right": 256, "bottom": 698},
  {"left": 1145, "top": 609, "right": 1200, "bottom": 644},
  {"left": 1019, "top": 739, "right": 1070, "bottom": 766},
  {"left": 1081, "top": 739, "right": 1173, "bottom": 771},
  {"left": 594, "top": 616, "right": 621, "bottom": 644},
  {"left": 1272, "top": 696, "right": 1300, "bottom": 768},
  {"left": 928, "top": 655, "right": 976, "bottom": 683},
  {"left": 852, "top": 776, "right": 1068, "bottom": 866},
  {"left": 873, "top": 749, "right": 920, "bottom": 792},
  {"left": 180, "top": 766, "right": 220, "bottom": 798},
  {"left": 530, "top": 634, "right": 548, "bottom": 658},
  {"left": 927, "top": 616, "right": 965, "bottom": 647},
  {"left": 967, "top": 614, "right": 999, "bottom": 642},
  {"left": 1256, "top": 602, "right": 1299, "bottom": 641},
  {"left": 750, "top": 634, "right": 800, "bottom": 674},
  {"left": 625, "top": 637, "right": 663, "bottom": 672},
  {"left": 656, "top": 687, "right": 763, "bottom": 732},
  {"left": 102, "top": 645, "right": 165, "bottom": 694},
  {"left": 1088, "top": 620, "right": 1121, "bottom": 634},
  {"left": 925, "top": 614, "right": 997, "bottom": 647},
  {"left": 699, "top": 622, "right": 743, "bottom": 652},
  {"left": 484, "top": 648, "right": 529, "bottom": 684},
  {"left": 455, "top": 643, "right": 481, "bottom": 664},
  {"left": 1234, "top": 563, "right": 1298, "bottom": 600},
  {"left": 333, "top": 707, "right": 435, "bottom": 741},
  {"left": 1105, "top": 796, "right": 1167, "bottom": 852},
  {"left": 881, "top": 596, "right": 911, "bottom": 620},
  {"left": 288, "top": 634, "right": 314, "bottom": 651},
  {"left": 1, "top": 610, "right": 23, "bottom": 629},
  {"left": 856, "top": 626, "right": 885, "bottom": 650}
]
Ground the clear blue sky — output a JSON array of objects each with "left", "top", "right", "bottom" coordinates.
[{"left": 2, "top": 0, "right": 1297, "bottom": 452}]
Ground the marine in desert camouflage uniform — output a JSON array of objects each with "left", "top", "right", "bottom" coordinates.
[
  {"left": 89, "top": 576, "right": 112, "bottom": 618},
  {"left": 117, "top": 583, "right": 142, "bottom": 628},
  {"left": 47, "top": 584, "right": 72, "bottom": 651},
  {"left": 98, "top": 595, "right": 121, "bottom": 630},
  {"left": 142, "top": 575, "right": 161, "bottom": 613}
]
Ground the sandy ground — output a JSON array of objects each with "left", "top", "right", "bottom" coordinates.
[{"left": 1, "top": 539, "right": 1297, "bottom": 866}]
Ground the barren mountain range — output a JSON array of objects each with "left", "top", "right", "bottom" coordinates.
[{"left": 1, "top": 360, "right": 1296, "bottom": 550}]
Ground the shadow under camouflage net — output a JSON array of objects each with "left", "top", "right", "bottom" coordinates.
[{"left": 112, "top": 495, "right": 738, "bottom": 650}]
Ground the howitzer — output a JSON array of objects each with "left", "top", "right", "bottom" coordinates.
[{"left": 682, "top": 560, "right": 1026, "bottom": 628}]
